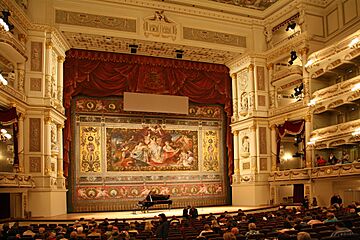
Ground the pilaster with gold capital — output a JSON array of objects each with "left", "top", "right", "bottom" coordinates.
[
  {"left": 270, "top": 124, "right": 277, "bottom": 171},
  {"left": 231, "top": 73, "right": 239, "bottom": 121}
]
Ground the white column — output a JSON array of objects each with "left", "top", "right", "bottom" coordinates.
[
  {"left": 248, "top": 64, "right": 255, "bottom": 111},
  {"left": 305, "top": 115, "right": 312, "bottom": 168},
  {"left": 44, "top": 116, "right": 52, "bottom": 176},
  {"left": 231, "top": 73, "right": 238, "bottom": 121},
  {"left": 233, "top": 130, "right": 240, "bottom": 183},
  {"left": 45, "top": 42, "right": 53, "bottom": 98},
  {"left": 57, "top": 56, "right": 64, "bottom": 103},
  {"left": 18, "top": 114, "right": 25, "bottom": 173},
  {"left": 270, "top": 124, "right": 277, "bottom": 171},
  {"left": 250, "top": 124, "right": 257, "bottom": 172}
]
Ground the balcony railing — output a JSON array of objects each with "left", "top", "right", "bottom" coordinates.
[{"left": 269, "top": 162, "right": 360, "bottom": 182}]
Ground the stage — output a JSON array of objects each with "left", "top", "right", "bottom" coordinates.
[{"left": 35, "top": 205, "right": 273, "bottom": 221}]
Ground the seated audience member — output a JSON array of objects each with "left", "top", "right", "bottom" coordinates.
[
  {"left": 323, "top": 212, "right": 338, "bottom": 223},
  {"left": 69, "top": 231, "right": 77, "bottom": 240},
  {"left": 231, "top": 227, "right": 243, "bottom": 239},
  {"left": 245, "top": 223, "right": 260, "bottom": 237},
  {"left": 128, "top": 223, "right": 139, "bottom": 235},
  {"left": 278, "top": 221, "right": 295, "bottom": 233},
  {"left": 297, "top": 232, "right": 311, "bottom": 240},
  {"left": 223, "top": 232, "right": 236, "bottom": 240},
  {"left": 316, "top": 155, "right": 326, "bottom": 166},
  {"left": 22, "top": 226, "right": 36, "bottom": 237},
  {"left": 34, "top": 227, "right": 47, "bottom": 240},
  {"left": 143, "top": 221, "right": 154, "bottom": 234},
  {"left": 199, "top": 224, "right": 213, "bottom": 237},
  {"left": 342, "top": 151, "right": 350, "bottom": 164},
  {"left": 87, "top": 227, "right": 101, "bottom": 237},
  {"left": 169, "top": 215, "right": 180, "bottom": 226},
  {"left": 330, "top": 221, "right": 354, "bottom": 237},
  {"left": 294, "top": 218, "right": 309, "bottom": 230},
  {"left": 47, "top": 232, "right": 57, "bottom": 240},
  {"left": 278, "top": 233, "right": 291, "bottom": 240},
  {"left": 210, "top": 219, "right": 221, "bottom": 234},
  {"left": 76, "top": 227, "right": 86, "bottom": 239},
  {"left": 307, "top": 215, "right": 323, "bottom": 226},
  {"left": 311, "top": 197, "right": 318, "bottom": 207},
  {"left": 328, "top": 152, "right": 338, "bottom": 165},
  {"left": 207, "top": 213, "right": 216, "bottom": 221}
]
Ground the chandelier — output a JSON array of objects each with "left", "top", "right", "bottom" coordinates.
[{"left": 0, "top": 128, "right": 11, "bottom": 142}]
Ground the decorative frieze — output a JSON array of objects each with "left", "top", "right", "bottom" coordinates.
[
  {"left": 55, "top": 10, "right": 136, "bottom": 33},
  {"left": 183, "top": 27, "right": 246, "bottom": 48},
  {"left": 0, "top": 173, "right": 35, "bottom": 187}
]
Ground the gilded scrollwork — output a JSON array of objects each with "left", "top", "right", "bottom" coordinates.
[
  {"left": 80, "top": 126, "right": 102, "bottom": 173},
  {"left": 203, "top": 130, "right": 220, "bottom": 172}
]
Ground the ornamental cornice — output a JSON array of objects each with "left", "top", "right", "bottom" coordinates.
[
  {"left": 272, "top": 65, "right": 303, "bottom": 85},
  {"left": 0, "top": 29, "right": 27, "bottom": 60},
  {"left": 227, "top": 53, "right": 265, "bottom": 74},
  {"left": 102, "top": 0, "right": 264, "bottom": 25},
  {"left": 31, "top": 25, "right": 71, "bottom": 54}
]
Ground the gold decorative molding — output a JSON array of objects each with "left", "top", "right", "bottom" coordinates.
[
  {"left": 0, "top": 173, "right": 35, "bottom": 187},
  {"left": 55, "top": 10, "right": 136, "bottom": 33},
  {"left": 183, "top": 27, "right": 246, "bottom": 48},
  {"left": 144, "top": 11, "right": 177, "bottom": 40}
]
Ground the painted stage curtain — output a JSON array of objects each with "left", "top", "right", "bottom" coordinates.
[
  {"left": 276, "top": 120, "right": 305, "bottom": 165},
  {"left": 63, "top": 49, "right": 233, "bottom": 179},
  {"left": 0, "top": 107, "right": 19, "bottom": 168}
]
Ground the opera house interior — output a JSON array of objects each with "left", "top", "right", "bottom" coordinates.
[{"left": 1, "top": 0, "right": 360, "bottom": 231}]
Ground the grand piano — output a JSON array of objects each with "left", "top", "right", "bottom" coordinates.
[{"left": 138, "top": 192, "right": 172, "bottom": 212}]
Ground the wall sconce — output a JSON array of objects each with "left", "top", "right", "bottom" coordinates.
[
  {"left": 307, "top": 99, "right": 316, "bottom": 106},
  {"left": 0, "top": 72, "right": 8, "bottom": 86},
  {"left": 305, "top": 59, "right": 315, "bottom": 68},
  {"left": 129, "top": 44, "right": 138, "bottom": 54}
]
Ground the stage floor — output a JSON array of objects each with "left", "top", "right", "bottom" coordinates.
[{"left": 38, "top": 205, "right": 270, "bottom": 221}]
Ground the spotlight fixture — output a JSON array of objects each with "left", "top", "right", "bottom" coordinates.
[
  {"left": 129, "top": 44, "right": 138, "bottom": 54},
  {"left": 0, "top": 10, "right": 14, "bottom": 32},
  {"left": 291, "top": 83, "right": 303, "bottom": 100},
  {"left": 0, "top": 72, "right": 8, "bottom": 86},
  {"left": 175, "top": 49, "right": 184, "bottom": 59},
  {"left": 288, "top": 50, "right": 297, "bottom": 65},
  {"left": 0, "top": 127, "right": 11, "bottom": 142},
  {"left": 286, "top": 21, "right": 296, "bottom": 31}
]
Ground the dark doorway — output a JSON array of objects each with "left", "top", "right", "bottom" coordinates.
[
  {"left": 0, "top": 193, "right": 10, "bottom": 219},
  {"left": 293, "top": 184, "right": 304, "bottom": 203}
]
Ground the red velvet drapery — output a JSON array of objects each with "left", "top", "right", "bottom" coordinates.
[
  {"left": 63, "top": 49, "right": 233, "bottom": 179},
  {"left": 276, "top": 120, "right": 305, "bottom": 165},
  {"left": 0, "top": 107, "right": 19, "bottom": 168}
]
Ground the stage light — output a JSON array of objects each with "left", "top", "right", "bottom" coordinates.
[
  {"left": 175, "top": 50, "right": 184, "bottom": 59},
  {"left": 0, "top": 72, "right": 8, "bottom": 86},
  {"left": 129, "top": 44, "right": 138, "bottom": 54},
  {"left": 286, "top": 22, "right": 296, "bottom": 31},
  {"left": 288, "top": 51, "right": 297, "bottom": 65},
  {"left": 0, "top": 10, "right": 14, "bottom": 32},
  {"left": 349, "top": 38, "right": 359, "bottom": 48}
]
